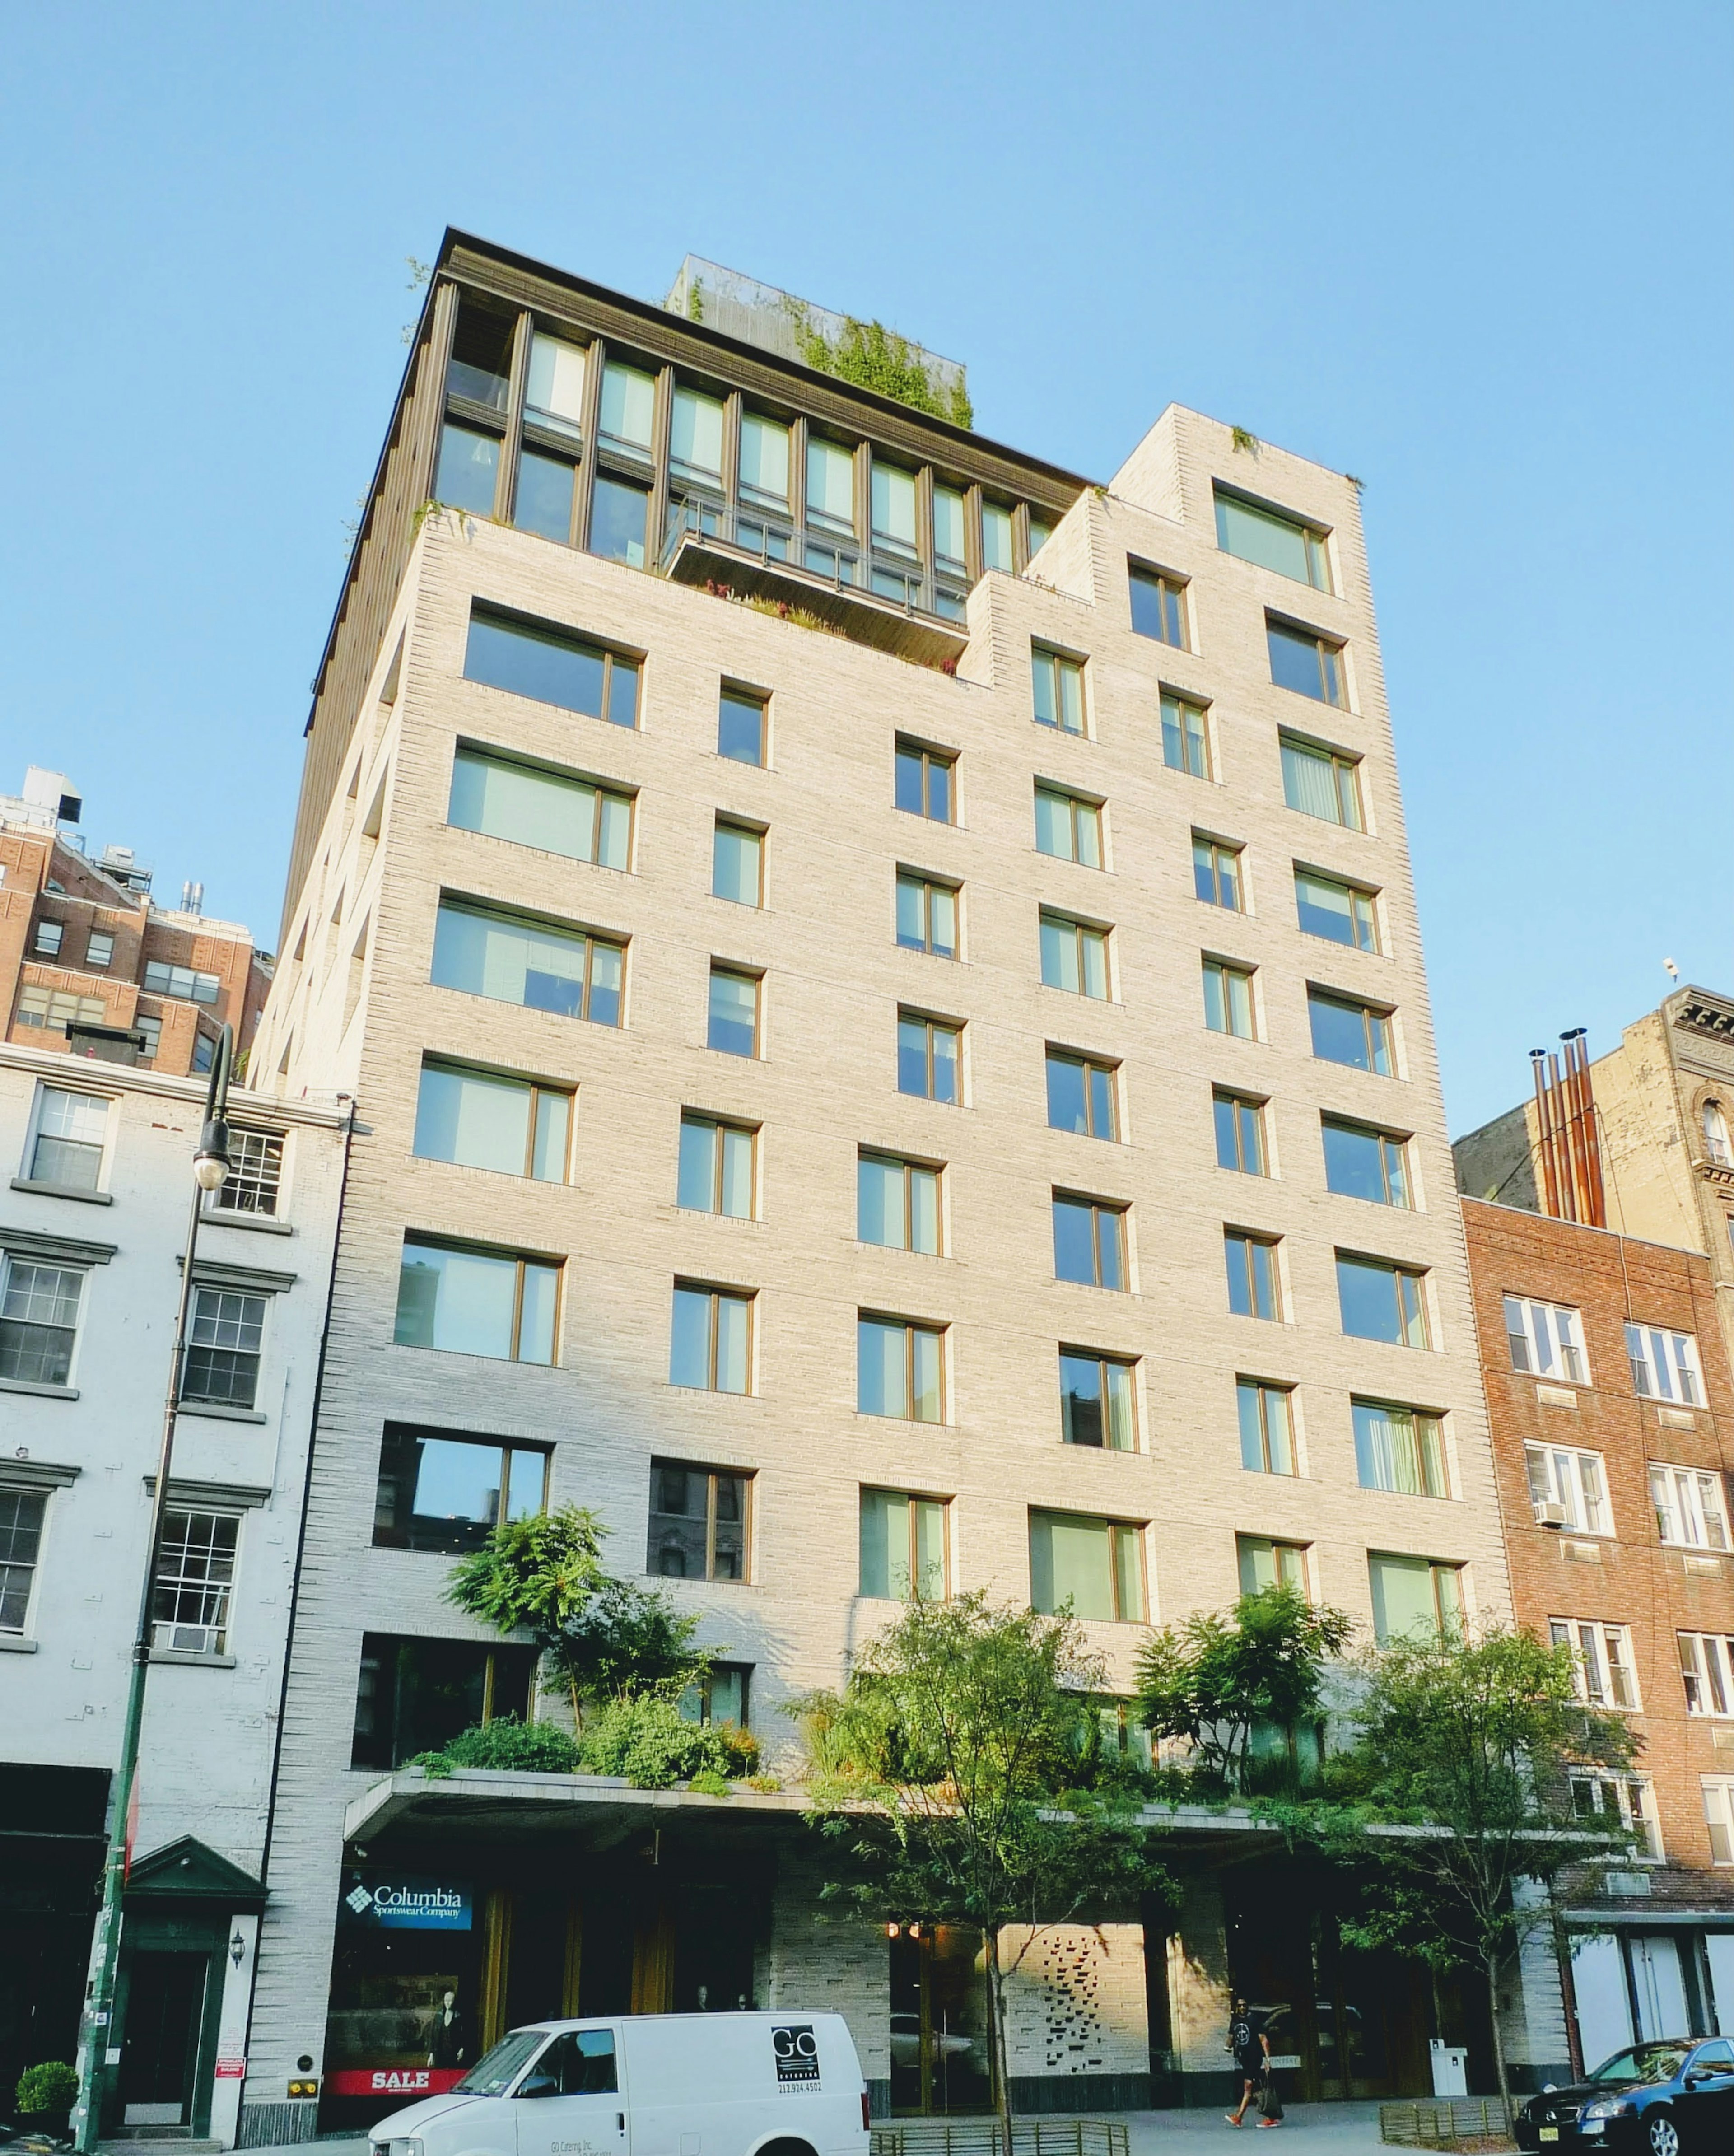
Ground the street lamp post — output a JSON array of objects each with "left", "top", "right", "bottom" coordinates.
[{"left": 73, "top": 1025, "right": 235, "bottom": 2153}]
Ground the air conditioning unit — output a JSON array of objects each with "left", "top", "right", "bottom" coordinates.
[{"left": 1535, "top": 1501, "right": 1571, "bottom": 1527}]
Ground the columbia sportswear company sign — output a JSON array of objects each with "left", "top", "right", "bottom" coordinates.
[{"left": 338, "top": 1872, "right": 472, "bottom": 1930}]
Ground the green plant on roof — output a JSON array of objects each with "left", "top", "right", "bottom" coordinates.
[
  {"left": 1231, "top": 426, "right": 1260, "bottom": 455},
  {"left": 687, "top": 276, "right": 704, "bottom": 323},
  {"left": 785, "top": 301, "right": 973, "bottom": 429}
]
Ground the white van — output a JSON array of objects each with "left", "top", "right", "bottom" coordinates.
[{"left": 367, "top": 2011, "right": 871, "bottom": 2156}]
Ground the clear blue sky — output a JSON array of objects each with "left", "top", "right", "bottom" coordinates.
[{"left": 1, "top": 2, "right": 1727, "bottom": 1134}]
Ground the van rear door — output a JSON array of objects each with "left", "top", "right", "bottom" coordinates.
[{"left": 513, "top": 2028, "right": 626, "bottom": 2156}]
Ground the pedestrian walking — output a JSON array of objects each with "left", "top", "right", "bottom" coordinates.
[{"left": 1224, "top": 1997, "right": 1270, "bottom": 2127}]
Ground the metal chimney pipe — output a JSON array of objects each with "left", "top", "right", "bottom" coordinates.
[
  {"left": 1563, "top": 1030, "right": 1607, "bottom": 1228},
  {"left": 1548, "top": 1052, "right": 1578, "bottom": 1221},
  {"left": 1557, "top": 1031, "right": 1591, "bottom": 1223},
  {"left": 1531, "top": 1050, "right": 1562, "bottom": 1219}
]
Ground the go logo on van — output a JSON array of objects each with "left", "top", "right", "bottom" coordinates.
[{"left": 771, "top": 2025, "right": 820, "bottom": 2090}]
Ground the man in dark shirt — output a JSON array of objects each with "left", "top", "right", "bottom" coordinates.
[{"left": 1225, "top": 1999, "right": 1276, "bottom": 2127}]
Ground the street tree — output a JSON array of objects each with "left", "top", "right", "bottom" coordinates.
[{"left": 795, "top": 1594, "right": 1174, "bottom": 2156}]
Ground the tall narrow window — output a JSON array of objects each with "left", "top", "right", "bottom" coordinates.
[
  {"left": 858, "top": 1316, "right": 945, "bottom": 1422},
  {"left": 1053, "top": 1195, "right": 1127, "bottom": 1290},
  {"left": 1046, "top": 1050, "right": 1118, "bottom": 1140},
  {"left": 739, "top": 415, "right": 791, "bottom": 510},
  {"left": 181, "top": 1288, "right": 266, "bottom": 1410},
  {"left": 718, "top": 689, "right": 768, "bottom": 767},
  {"left": 871, "top": 460, "right": 919, "bottom": 559},
  {"left": 980, "top": 502, "right": 1015, "bottom": 573},
  {"left": 449, "top": 749, "right": 632, "bottom": 868},
  {"left": 432, "top": 900, "right": 624, "bottom": 1027},
  {"left": 707, "top": 966, "right": 761, "bottom": 1057},
  {"left": 435, "top": 424, "right": 500, "bottom": 515},
  {"left": 524, "top": 334, "right": 587, "bottom": 440},
  {"left": 1702, "top": 1102, "right": 1733, "bottom": 1167},
  {"left": 1161, "top": 694, "right": 1210, "bottom": 778},
  {"left": 670, "top": 386, "right": 725, "bottom": 488},
  {"left": 1203, "top": 959, "right": 1257, "bottom": 1039},
  {"left": 896, "top": 873, "right": 959, "bottom": 958},
  {"left": 806, "top": 437, "right": 856, "bottom": 534},
  {"left": 1214, "top": 489, "right": 1331, "bottom": 590},
  {"left": 677, "top": 1116, "right": 757, "bottom": 1219},
  {"left": 712, "top": 821, "right": 765, "bottom": 907},
  {"left": 1059, "top": 1350, "right": 1136, "bottom": 1451},
  {"left": 1238, "top": 1380, "right": 1296, "bottom": 1475},
  {"left": 1269, "top": 621, "right": 1347, "bottom": 707},
  {"left": 858, "top": 1154, "right": 942, "bottom": 1255},
  {"left": 1035, "top": 787, "right": 1103, "bottom": 867},
  {"left": 150, "top": 1508, "right": 240, "bottom": 1655},
  {"left": 1033, "top": 648, "right": 1086, "bottom": 734},
  {"left": 590, "top": 476, "right": 650, "bottom": 569},
  {"left": 1308, "top": 990, "right": 1393, "bottom": 1074},
  {"left": 394, "top": 1238, "right": 559, "bottom": 1365},
  {"left": 446, "top": 306, "right": 513, "bottom": 410},
  {"left": 1029, "top": 1511, "right": 1145, "bottom": 1621},
  {"left": 898, "top": 1013, "right": 960, "bottom": 1102},
  {"left": 1281, "top": 737, "right": 1363, "bottom": 829},
  {"left": 1129, "top": 566, "right": 1188, "bottom": 647},
  {"left": 0, "top": 1259, "right": 84, "bottom": 1386},
  {"left": 1369, "top": 1554, "right": 1463, "bottom": 1645},
  {"left": 932, "top": 487, "right": 967, "bottom": 572},
  {"left": 464, "top": 606, "right": 640, "bottom": 728},
  {"left": 1225, "top": 1232, "right": 1281, "bottom": 1320},
  {"left": 895, "top": 739, "right": 956, "bottom": 823},
  {"left": 34, "top": 921, "right": 63, "bottom": 957},
  {"left": 648, "top": 1462, "right": 750, "bottom": 1582},
  {"left": 597, "top": 362, "right": 655, "bottom": 457},
  {"left": 670, "top": 1284, "right": 752, "bottom": 1394},
  {"left": 0, "top": 1487, "right": 47, "bottom": 1633},
  {"left": 1337, "top": 1256, "right": 1429, "bottom": 1347},
  {"left": 1214, "top": 1092, "right": 1268, "bottom": 1176},
  {"left": 1627, "top": 1324, "right": 1704, "bottom": 1406},
  {"left": 1193, "top": 836, "right": 1244, "bottom": 910},
  {"left": 1322, "top": 1119, "right": 1410, "bottom": 1206},
  {"left": 28, "top": 1088, "right": 108, "bottom": 1191},
  {"left": 859, "top": 1488, "right": 949, "bottom": 1601},
  {"left": 1354, "top": 1401, "right": 1449, "bottom": 1498},
  {"left": 1040, "top": 913, "right": 1110, "bottom": 999}
]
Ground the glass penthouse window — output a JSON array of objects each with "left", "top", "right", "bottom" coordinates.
[
  {"left": 414, "top": 1062, "right": 571, "bottom": 1182},
  {"left": 436, "top": 425, "right": 500, "bottom": 516},
  {"left": 598, "top": 361, "right": 655, "bottom": 458},
  {"left": 739, "top": 415, "right": 791, "bottom": 509},
  {"left": 806, "top": 437, "right": 855, "bottom": 532},
  {"left": 431, "top": 899, "right": 624, "bottom": 1027},
  {"left": 670, "top": 386, "right": 725, "bottom": 489},
  {"left": 463, "top": 607, "right": 640, "bottom": 727},
  {"left": 449, "top": 749, "right": 631, "bottom": 868},
  {"left": 1215, "top": 488, "right": 1331, "bottom": 590},
  {"left": 591, "top": 477, "right": 649, "bottom": 569},
  {"left": 525, "top": 334, "right": 586, "bottom": 439},
  {"left": 447, "top": 305, "right": 513, "bottom": 411},
  {"left": 932, "top": 486, "right": 967, "bottom": 572},
  {"left": 871, "top": 459, "right": 919, "bottom": 559},
  {"left": 981, "top": 502, "right": 1015, "bottom": 572}
]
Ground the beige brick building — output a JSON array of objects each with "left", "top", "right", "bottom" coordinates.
[{"left": 238, "top": 233, "right": 1520, "bottom": 2137}]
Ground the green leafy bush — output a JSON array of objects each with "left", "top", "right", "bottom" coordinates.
[
  {"left": 577, "top": 1695, "right": 755, "bottom": 1789},
  {"left": 17, "top": 2061, "right": 79, "bottom": 2117},
  {"left": 416, "top": 1717, "right": 581, "bottom": 1779}
]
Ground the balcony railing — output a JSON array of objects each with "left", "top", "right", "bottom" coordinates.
[{"left": 662, "top": 495, "right": 970, "bottom": 634}]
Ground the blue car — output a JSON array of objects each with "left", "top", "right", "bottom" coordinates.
[{"left": 1515, "top": 2037, "right": 1734, "bottom": 2154}]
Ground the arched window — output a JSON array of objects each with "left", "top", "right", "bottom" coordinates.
[{"left": 1703, "top": 1100, "right": 1732, "bottom": 1167}]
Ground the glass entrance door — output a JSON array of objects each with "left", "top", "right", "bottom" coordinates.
[{"left": 888, "top": 1925, "right": 993, "bottom": 2115}]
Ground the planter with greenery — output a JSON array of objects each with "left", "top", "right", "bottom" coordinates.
[{"left": 15, "top": 2060, "right": 79, "bottom": 2137}]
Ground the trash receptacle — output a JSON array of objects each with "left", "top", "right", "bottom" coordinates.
[{"left": 1430, "top": 2040, "right": 1469, "bottom": 2097}]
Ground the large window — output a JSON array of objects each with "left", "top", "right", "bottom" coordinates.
[
  {"left": 143, "top": 961, "right": 220, "bottom": 1005},
  {"left": 449, "top": 748, "right": 632, "bottom": 868},
  {"left": 524, "top": 332, "right": 586, "bottom": 439},
  {"left": 1046, "top": 1050, "right": 1118, "bottom": 1140},
  {"left": 1035, "top": 786, "right": 1103, "bottom": 868},
  {"left": 1526, "top": 1442, "right": 1608, "bottom": 1533},
  {"left": 1627, "top": 1323, "right": 1704, "bottom": 1406},
  {"left": 1129, "top": 565, "right": 1188, "bottom": 647},
  {"left": 1268, "top": 620, "right": 1347, "bottom": 706},
  {"left": 373, "top": 1427, "right": 550, "bottom": 1553},
  {"left": 1238, "top": 1379, "right": 1296, "bottom": 1475},
  {"left": 435, "top": 423, "right": 499, "bottom": 514},
  {"left": 806, "top": 436, "right": 856, "bottom": 535},
  {"left": 150, "top": 1507, "right": 240, "bottom": 1656},
  {"left": 1032, "top": 647, "right": 1086, "bottom": 734},
  {"left": 1215, "top": 1092, "right": 1268, "bottom": 1176},
  {"left": 0, "top": 1487, "right": 47, "bottom": 1633},
  {"left": 181, "top": 1288, "right": 266, "bottom": 1410},
  {"left": 1203, "top": 958, "right": 1257, "bottom": 1038},
  {"left": 670, "top": 386, "right": 724, "bottom": 488},
  {"left": 414, "top": 1062, "right": 571, "bottom": 1183},
  {"left": 898, "top": 1012, "right": 960, "bottom": 1102},
  {"left": 1369, "top": 1554, "right": 1463, "bottom": 1645},
  {"left": 394, "top": 1238, "right": 559, "bottom": 1365},
  {"left": 1552, "top": 1621, "right": 1639, "bottom": 1710},
  {"left": 463, "top": 606, "right": 640, "bottom": 727},
  {"left": 1572, "top": 1773, "right": 1662, "bottom": 1860},
  {"left": 860, "top": 1488, "right": 948, "bottom": 1601},
  {"left": 1040, "top": 913, "right": 1110, "bottom": 999},
  {"left": 1281, "top": 737, "right": 1363, "bottom": 829},
  {"left": 514, "top": 449, "right": 576, "bottom": 542},
  {"left": 0, "top": 1258, "right": 84, "bottom": 1386},
  {"left": 1337, "top": 1255, "right": 1429, "bottom": 1347},
  {"left": 648, "top": 1462, "right": 750, "bottom": 1582},
  {"left": 1054, "top": 1195, "right": 1127, "bottom": 1290},
  {"left": 895, "top": 739, "right": 955, "bottom": 823},
  {"left": 351, "top": 1634, "right": 535, "bottom": 1771},
  {"left": 590, "top": 477, "right": 649, "bottom": 567},
  {"left": 708, "top": 966, "right": 761, "bottom": 1057},
  {"left": 1679, "top": 1633, "right": 1734, "bottom": 1717},
  {"left": 28, "top": 1087, "right": 108, "bottom": 1191},
  {"left": 871, "top": 459, "right": 919, "bottom": 559},
  {"left": 214, "top": 1129, "right": 284, "bottom": 1217},
  {"left": 1651, "top": 1465, "right": 1730, "bottom": 1551},
  {"left": 718, "top": 688, "right": 768, "bottom": 767},
  {"left": 896, "top": 872, "right": 959, "bottom": 958},
  {"left": 858, "top": 1316, "right": 945, "bottom": 1423},
  {"left": 712, "top": 820, "right": 765, "bottom": 907},
  {"left": 1354, "top": 1400, "right": 1449, "bottom": 1498},
  {"left": 1215, "top": 488, "right": 1331, "bottom": 590},
  {"left": 1308, "top": 989, "right": 1394, "bottom": 1075},
  {"left": 1161, "top": 694, "right": 1211, "bottom": 779},
  {"left": 858, "top": 1154, "right": 941, "bottom": 1255},
  {"left": 1322, "top": 1118, "right": 1410, "bottom": 1205},
  {"left": 1059, "top": 1350, "right": 1136, "bottom": 1451},
  {"left": 1296, "top": 870, "right": 1379, "bottom": 951},
  {"left": 1029, "top": 1511, "right": 1145, "bottom": 1622},
  {"left": 1193, "top": 835, "right": 1244, "bottom": 910},
  {"left": 1225, "top": 1231, "right": 1282, "bottom": 1321},
  {"left": 678, "top": 1116, "right": 756, "bottom": 1219},
  {"left": 1239, "top": 1536, "right": 1308, "bottom": 1596},
  {"left": 432, "top": 896, "right": 623, "bottom": 1028},
  {"left": 739, "top": 415, "right": 791, "bottom": 510},
  {"left": 670, "top": 1284, "right": 752, "bottom": 1395},
  {"left": 597, "top": 361, "right": 655, "bottom": 458},
  {"left": 17, "top": 988, "right": 107, "bottom": 1031}
]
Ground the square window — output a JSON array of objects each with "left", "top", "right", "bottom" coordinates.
[
  {"left": 1238, "top": 1379, "right": 1296, "bottom": 1475},
  {"left": 1355, "top": 1400, "right": 1450, "bottom": 1498},
  {"left": 1029, "top": 1510, "right": 1144, "bottom": 1621},
  {"left": 1238, "top": 1535, "right": 1308, "bottom": 1596},
  {"left": 859, "top": 1487, "right": 949, "bottom": 1600},
  {"left": 707, "top": 966, "right": 761, "bottom": 1057},
  {"left": 84, "top": 931, "right": 115, "bottom": 969},
  {"left": 858, "top": 1153, "right": 942, "bottom": 1255},
  {"left": 670, "top": 1284, "right": 752, "bottom": 1394},
  {"left": 1046, "top": 1050, "right": 1118, "bottom": 1140},
  {"left": 1322, "top": 1118, "right": 1410, "bottom": 1206},
  {"left": 1296, "top": 869, "right": 1379, "bottom": 950},
  {"left": 1337, "top": 1255, "right": 1429, "bottom": 1347},
  {"left": 1035, "top": 786, "right": 1103, "bottom": 868},
  {"left": 1053, "top": 1195, "right": 1127, "bottom": 1290},
  {"left": 1059, "top": 1349, "right": 1136, "bottom": 1451},
  {"left": 1268, "top": 621, "right": 1347, "bottom": 707},
  {"left": 1308, "top": 989, "right": 1393, "bottom": 1074},
  {"left": 1129, "top": 565, "right": 1188, "bottom": 648},
  {"left": 858, "top": 1316, "right": 945, "bottom": 1422},
  {"left": 1369, "top": 1554, "right": 1462, "bottom": 1645},
  {"left": 895, "top": 739, "right": 956, "bottom": 822},
  {"left": 1033, "top": 647, "right": 1086, "bottom": 734},
  {"left": 648, "top": 1461, "right": 750, "bottom": 1582},
  {"left": 373, "top": 1428, "right": 550, "bottom": 1553},
  {"left": 394, "top": 1238, "right": 559, "bottom": 1365}
]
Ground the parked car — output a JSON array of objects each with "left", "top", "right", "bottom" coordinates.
[
  {"left": 1514, "top": 2036, "right": 1734, "bottom": 2154},
  {"left": 368, "top": 2011, "right": 870, "bottom": 2156}
]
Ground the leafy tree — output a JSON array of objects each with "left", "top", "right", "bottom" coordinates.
[
  {"left": 544, "top": 1576, "right": 711, "bottom": 1712},
  {"left": 796, "top": 1595, "right": 1173, "bottom": 2156},
  {"left": 1134, "top": 1584, "right": 1354, "bottom": 1793},
  {"left": 1329, "top": 1626, "right": 1637, "bottom": 2114}
]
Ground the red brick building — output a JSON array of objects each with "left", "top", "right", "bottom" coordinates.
[
  {"left": 0, "top": 768, "right": 269, "bottom": 1078},
  {"left": 1461, "top": 1196, "right": 1734, "bottom": 2061}
]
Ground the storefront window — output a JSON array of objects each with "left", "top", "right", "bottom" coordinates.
[{"left": 326, "top": 1869, "right": 481, "bottom": 2105}]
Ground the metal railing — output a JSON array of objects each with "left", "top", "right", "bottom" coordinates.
[
  {"left": 662, "top": 495, "right": 970, "bottom": 629},
  {"left": 872, "top": 2121, "right": 1129, "bottom": 2156},
  {"left": 1379, "top": 2096, "right": 1516, "bottom": 2147}
]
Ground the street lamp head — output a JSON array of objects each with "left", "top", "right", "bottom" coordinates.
[{"left": 193, "top": 1116, "right": 231, "bottom": 1192}]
